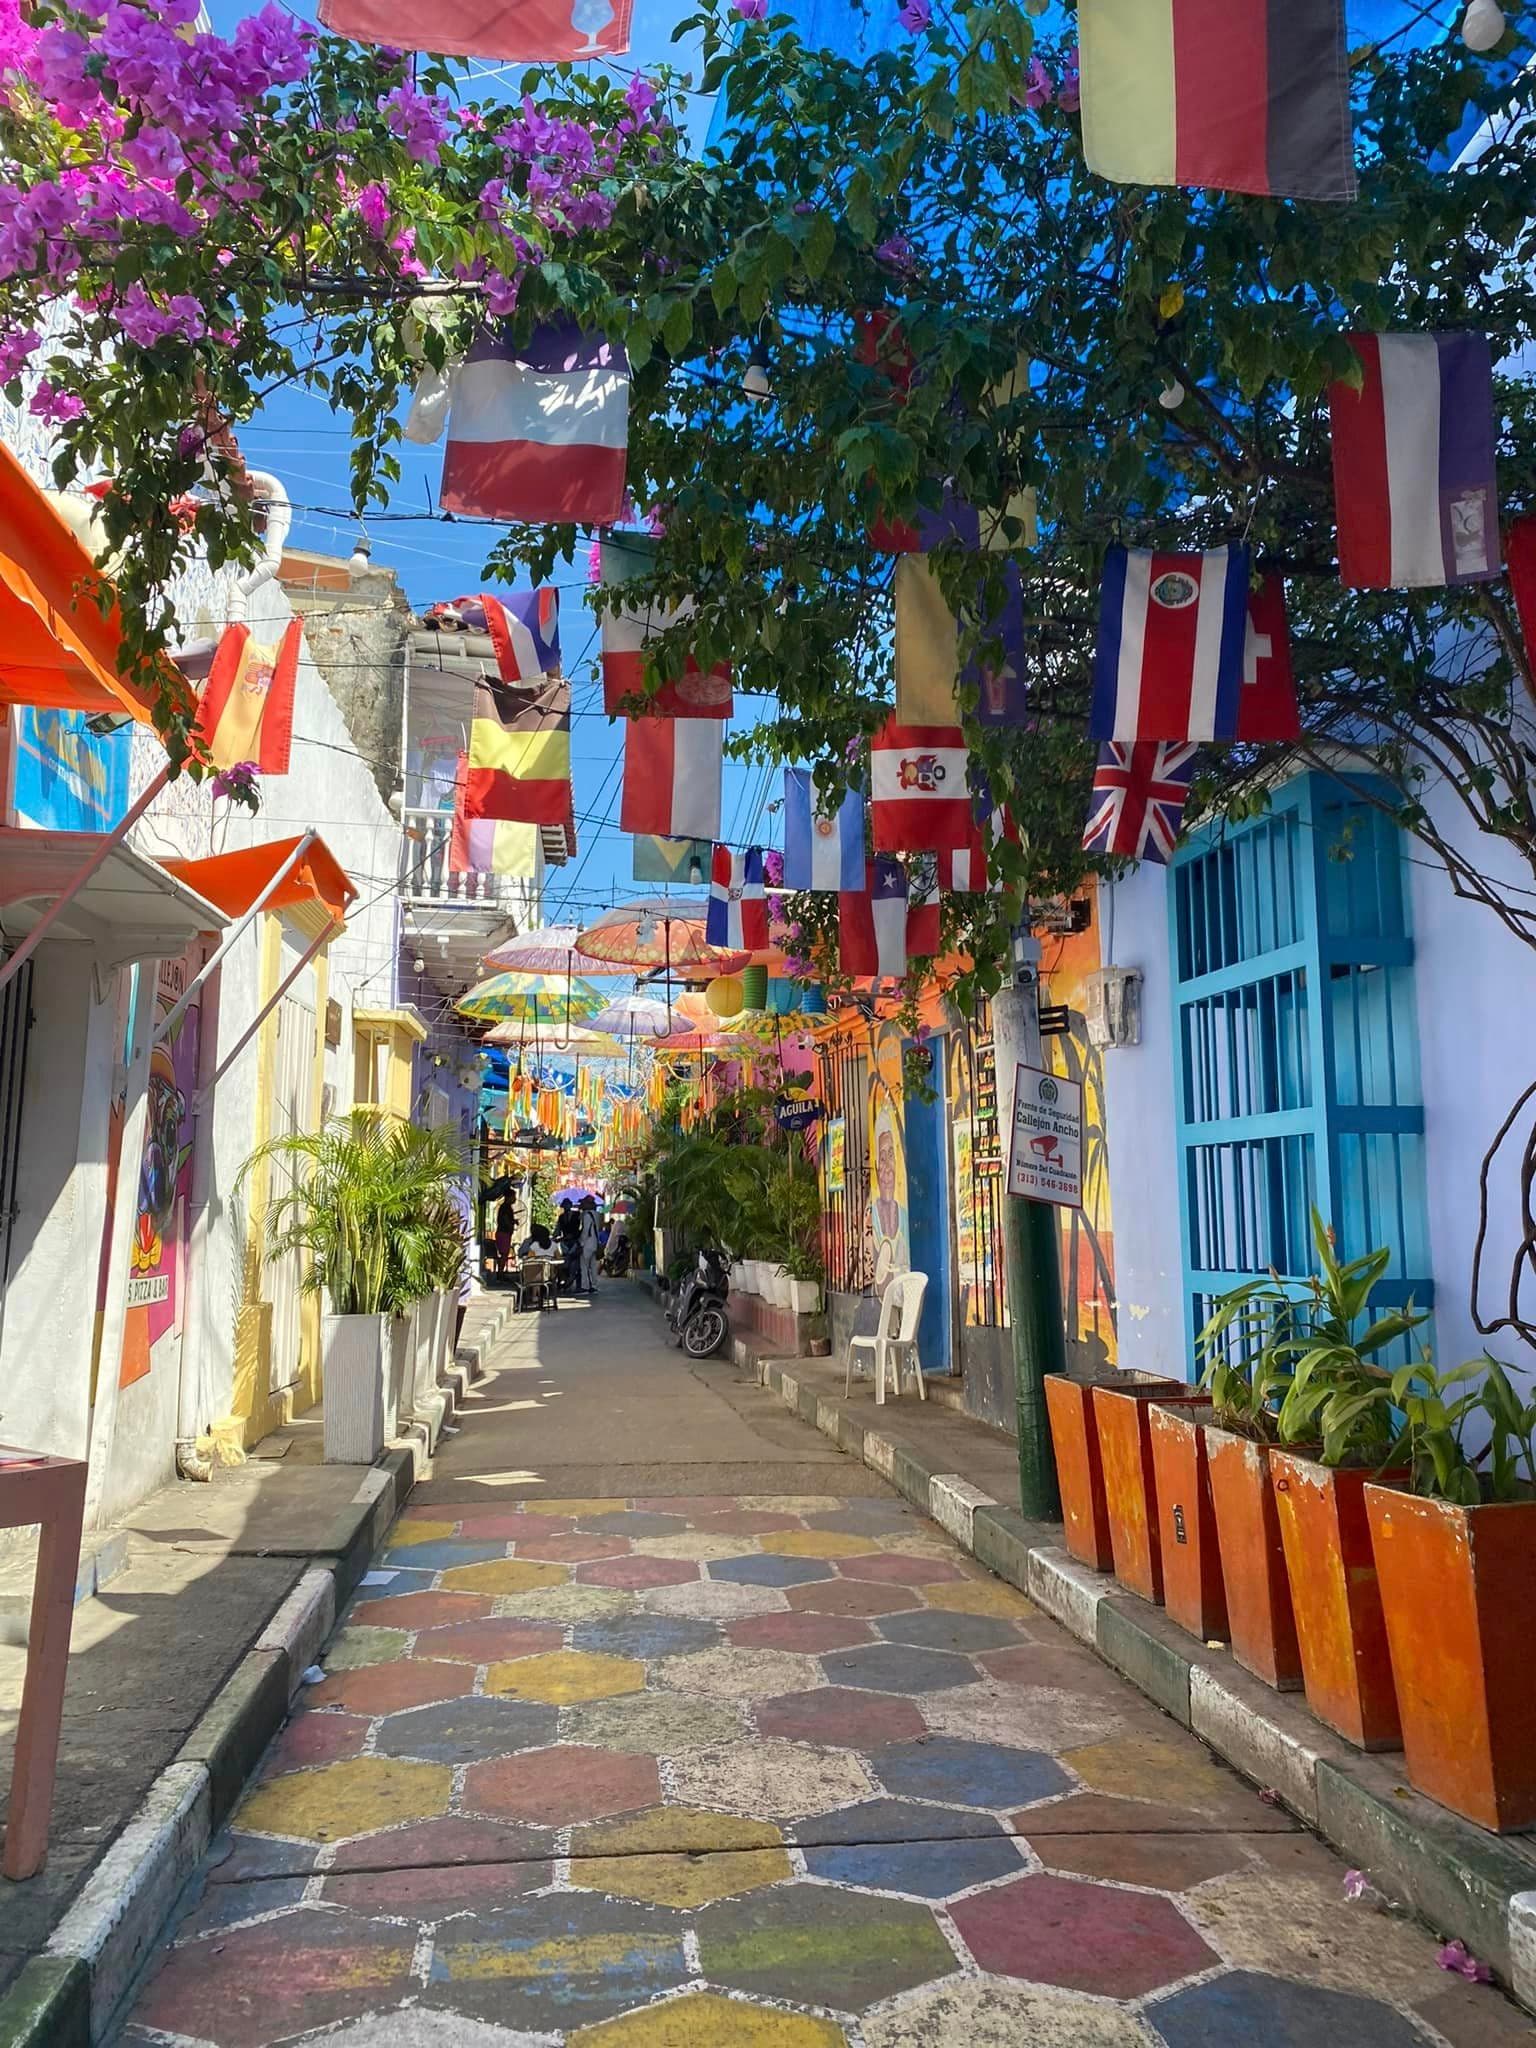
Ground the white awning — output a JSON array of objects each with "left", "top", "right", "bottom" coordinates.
[{"left": 0, "top": 829, "right": 227, "bottom": 967}]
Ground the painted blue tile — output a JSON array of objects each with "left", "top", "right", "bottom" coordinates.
[
  {"left": 877, "top": 1609, "right": 1019, "bottom": 1654},
  {"left": 351, "top": 1567, "right": 435, "bottom": 1603},
  {"left": 709, "top": 1555, "right": 835, "bottom": 1588},
  {"left": 1147, "top": 1971, "right": 1428, "bottom": 2048},
  {"left": 820, "top": 1643, "right": 977, "bottom": 1694},
  {"left": 797, "top": 1801, "right": 1022, "bottom": 1900},
  {"left": 875, "top": 1737, "right": 1071, "bottom": 1810},
  {"left": 572, "top": 1615, "right": 720, "bottom": 1661},
  {"left": 376, "top": 1540, "right": 512, "bottom": 1571}
]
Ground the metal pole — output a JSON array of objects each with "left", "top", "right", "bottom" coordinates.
[
  {"left": 155, "top": 829, "right": 317, "bottom": 1045},
  {"left": 995, "top": 934, "right": 1064, "bottom": 1522}
]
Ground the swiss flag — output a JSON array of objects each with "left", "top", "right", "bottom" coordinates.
[{"left": 1237, "top": 572, "right": 1302, "bottom": 743}]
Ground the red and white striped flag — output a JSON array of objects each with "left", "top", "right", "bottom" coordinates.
[
  {"left": 601, "top": 535, "right": 732, "bottom": 716},
  {"left": 619, "top": 717, "right": 722, "bottom": 841}
]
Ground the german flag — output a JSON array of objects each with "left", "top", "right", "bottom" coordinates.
[
  {"left": 195, "top": 620, "right": 301, "bottom": 774},
  {"left": 461, "top": 676, "right": 572, "bottom": 829}
]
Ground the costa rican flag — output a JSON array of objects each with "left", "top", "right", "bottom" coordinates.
[
  {"left": 1330, "top": 334, "right": 1500, "bottom": 591},
  {"left": 870, "top": 720, "right": 974, "bottom": 853},
  {"left": 839, "top": 857, "right": 911, "bottom": 980},
  {"left": 782, "top": 769, "right": 864, "bottom": 892},
  {"left": 706, "top": 845, "right": 769, "bottom": 952},
  {"left": 408, "top": 324, "right": 628, "bottom": 525},
  {"left": 1083, "top": 741, "right": 1198, "bottom": 865},
  {"left": 1090, "top": 545, "right": 1249, "bottom": 743}
]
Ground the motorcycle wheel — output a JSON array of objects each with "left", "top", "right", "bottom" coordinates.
[{"left": 681, "top": 1304, "right": 728, "bottom": 1359}]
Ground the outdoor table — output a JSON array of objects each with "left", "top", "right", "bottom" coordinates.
[{"left": 0, "top": 1448, "right": 87, "bottom": 1880}]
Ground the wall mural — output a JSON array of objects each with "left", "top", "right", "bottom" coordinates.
[
  {"left": 1042, "top": 905, "right": 1119, "bottom": 1371},
  {"left": 866, "top": 1019, "right": 910, "bottom": 1294}
]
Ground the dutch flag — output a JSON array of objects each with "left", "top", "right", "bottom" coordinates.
[
  {"left": 706, "top": 846, "right": 769, "bottom": 952},
  {"left": 1089, "top": 545, "right": 1250, "bottom": 744},
  {"left": 782, "top": 769, "right": 865, "bottom": 892}
]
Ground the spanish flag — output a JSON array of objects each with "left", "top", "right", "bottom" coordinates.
[
  {"left": 461, "top": 676, "right": 572, "bottom": 829},
  {"left": 195, "top": 620, "right": 301, "bottom": 774}
]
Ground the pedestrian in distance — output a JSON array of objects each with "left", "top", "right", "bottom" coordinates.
[
  {"left": 493, "top": 1191, "right": 517, "bottom": 1275},
  {"left": 578, "top": 1197, "right": 601, "bottom": 1293}
]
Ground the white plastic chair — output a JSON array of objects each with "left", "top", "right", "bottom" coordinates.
[{"left": 847, "top": 1271, "right": 929, "bottom": 1403}]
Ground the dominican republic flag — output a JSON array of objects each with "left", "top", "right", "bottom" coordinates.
[
  {"left": 319, "top": 0, "right": 631, "bottom": 60},
  {"left": 839, "top": 857, "right": 912, "bottom": 980},
  {"left": 601, "top": 535, "right": 732, "bottom": 717},
  {"left": 461, "top": 677, "right": 572, "bottom": 829},
  {"left": 1089, "top": 545, "right": 1249, "bottom": 743},
  {"left": 620, "top": 716, "right": 722, "bottom": 841},
  {"left": 407, "top": 324, "right": 628, "bottom": 525},
  {"left": 782, "top": 768, "right": 865, "bottom": 892},
  {"left": 870, "top": 719, "right": 975, "bottom": 854},
  {"left": 195, "top": 620, "right": 301, "bottom": 775},
  {"left": 1239, "top": 573, "right": 1302, "bottom": 743},
  {"left": 1330, "top": 334, "right": 1501, "bottom": 591},
  {"left": 706, "top": 846, "right": 770, "bottom": 952},
  {"left": 1083, "top": 741, "right": 1198, "bottom": 865},
  {"left": 1507, "top": 517, "right": 1536, "bottom": 669},
  {"left": 1079, "top": 0, "right": 1355, "bottom": 202}
]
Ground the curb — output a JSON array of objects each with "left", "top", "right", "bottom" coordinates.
[{"left": 738, "top": 1335, "right": 1536, "bottom": 2016}]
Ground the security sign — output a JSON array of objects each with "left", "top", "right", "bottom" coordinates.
[{"left": 1006, "top": 1063, "right": 1083, "bottom": 1209}]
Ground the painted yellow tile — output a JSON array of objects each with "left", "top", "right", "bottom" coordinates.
[
  {"left": 758, "top": 1531, "right": 878, "bottom": 1559},
  {"left": 486, "top": 1650, "right": 646, "bottom": 1704},
  {"left": 572, "top": 1991, "right": 847, "bottom": 2045},
  {"left": 387, "top": 1519, "right": 458, "bottom": 1547},
  {"left": 238, "top": 1756, "right": 450, "bottom": 1842},
  {"left": 440, "top": 1559, "right": 570, "bottom": 1594},
  {"left": 576, "top": 1805, "right": 784, "bottom": 1858},
  {"left": 574, "top": 1845, "right": 791, "bottom": 1910},
  {"left": 922, "top": 1580, "right": 1038, "bottom": 1618},
  {"left": 1063, "top": 1733, "right": 1241, "bottom": 1811}
]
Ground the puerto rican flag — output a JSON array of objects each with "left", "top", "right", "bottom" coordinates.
[
  {"left": 408, "top": 324, "right": 628, "bottom": 526},
  {"left": 1330, "top": 334, "right": 1500, "bottom": 591},
  {"left": 782, "top": 769, "right": 864, "bottom": 892},
  {"left": 1083, "top": 741, "right": 1198, "bottom": 865},
  {"left": 870, "top": 719, "right": 974, "bottom": 853},
  {"left": 706, "top": 845, "right": 770, "bottom": 952},
  {"left": 839, "top": 856, "right": 912, "bottom": 979},
  {"left": 1089, "top": 545, "right": 1249, "bottom": 743},
  {"left": 420, "top": 592, "right": 560, "bottom": 680},
  {"left": 619, "top": 716, "right": 722, "bottom": 841}
]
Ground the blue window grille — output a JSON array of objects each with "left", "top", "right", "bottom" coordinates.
[{"left": 1169, "top": 774, "right": 1432, "bottom": 1373}]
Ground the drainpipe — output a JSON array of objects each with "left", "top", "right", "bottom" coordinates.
[
  {"left": 227, "top": 471, "right": 292, "bottom": 625},
  {"left": 174, "top": 948, "right": 222, "bottom": 1481}
]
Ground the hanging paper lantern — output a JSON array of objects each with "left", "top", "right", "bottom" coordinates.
[
  {"left": 707, "top": 975, "right": 744, "bottom": 1018},
  {"left": 741, "top": 964, "right": 768, "bottom": 1011},
  {"left": 1462, "top": 0, "right": 1505, "bottom": 51}
]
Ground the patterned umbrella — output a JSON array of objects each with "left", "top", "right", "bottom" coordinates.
[
  {"left": 482, "top": 1021, "right": 625, "bottom": 1056},
  {"left": 480, "top": 925, "right": 630, "bottom": 976},
  {"left": 575, "top": 898, "right": 749, "bottom": 973},
  {"left": 586, "top": 993, "right": 692, "bottom": 1039},
  {"left": 456, "top": 971, "right": 604, "bottom": 1028}
]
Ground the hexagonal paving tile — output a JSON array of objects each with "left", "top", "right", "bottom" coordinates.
[
  {"left": 804, "top": 1504, "right": 917, "bottom": 1534},
  {"left": 485, "top": 1649, "right": 646, "bottom": 1705},
  {"left": 387, "top": 1516, "right": 458, "bottom": 1546},
  {"left": 354, "top": 1590, "right": 493, "bottom": 1631},
  {"left": 582, "top": 1511, "right": 687, "bottom": 1536},
  {"left": 785, "top": 1581, "right": 918, "bottom": 1618},
  {"left": 1062, "top": 1735, "right": 1268, "bottom": 1824},
  {"left": 671, "top": 1740, "right": 873, "bottom": 1820},
  {"left": 424, "top": 1891, "right": 690, "bottom": 2033},
  {"left": 692, "top": 1510, "right": 805, "bottom": 1536},
  {"left": 413, "top": 1617, "right": 565, "bottom": 1665},
  {"left": 863, "top": 1977, "right": 1159, "bottom": 2047},
  {"left": 1181, "top": 1872, "right": 1450, "bottom": 2002},
  {"left": 325, "top": 1826, "right": 555, "bottom": 1914},
  {"left": 570, "top": 1990, "right": 848, "bottom": 2046},
  {"left": 875, "top": 1736, "right": 1071, "bottom": 1811},
  {"left": 351, "top": 1566, "right": 433, "bottom": 1604},
  {"left": 1145, "top": 1969, "right": 1430, "bottom": 2047},
  {"left": 696, "top": 1883, "right": 956, "bottom": 2009},
  {"left": 727, "top": 1611, "right": 875, "bottom": 1654},
  {"left": 458, "top": 1509, "right": 576, "bottom": 1541},
  {"left": 327, "top": 1813, "right": 553, "bottom": 1878},
  {"left": 652, "top": 1645, "right": 821, "bottom": 1702},
  {"left": 820, "top": 1643, "right": 980, "bottom": 1695},
  {"left": 573, "top": 1614, "right": 721, "bottom": 1662},
  {"left": 322, "top": 1626, "right": 410, "bottom": 1671},
  {"left": 876, "top": 1608, "right": 1021, "bottom": 1655},
  {"left": 754, "top": 1687, "right": 927, "bottom": 1748},
  {"left": 372, "top": 1695, "right": 558, "bottom": 1765},
  {"left": 569, "top": 1805, "right": 791, "bottom": 1908},
  {"left": 307, "top": 1658, "right": 477, "bottom": 1716},
  {"left": 837, "top": 1554, "right": 967, "bottom": 1587},
  {"left": 796, "top": 1797, "right": 1023, "bottom": 1899},
  {"left": 439, "top": 1558, "right": 570, "bottom": 1595},
  {"left": 759, "top": 1530, "right": 878, "bottom": 1559},
  {"left": 632, "top": 1532, "right": 762, "bottom": 1562},
  {"left": 709, "top": 1554, "right": 835, "bottom": 1588},
  {"left": 950, "top": 1873, "right": 1218, "bottom": 1998},
  {"left": 380, "top": 1539, "right": 512, "bottom": 1571},
  {"left": 923, "top": 1682, "right": 1125, "bottom": 1753},
  {"left": 464, "top": 1745, "right": 661, "bottom": 1827},
  {"left": 562, "top": 1691, "right": 746, "bottom": 1755},
  {"left": 238, "top": 1756, "right": 452, "bottom": 1843},
  {"left": 514, "top": 1532, "right": 632, "bottom": 1563},
  {"left": 576, "top": 1556, "right": 701, "bottom": 1589},
  {"left": 1033, "top": 1827, "right": 1252, "bottom": 1893},
  {"left": 265, "top": 1710, "right": 369, "bottom": 1774},
  {"left": 494, "top": 1584, "right": 635, "bottom": 1623},
  {"left": 923, "top": 1580, "right": 1038, "bottom": 1619},
  {"left": 640, "top": 1581, "right": 789, "bottom": 1621},
  {"left": 287, "top": 2014, "right": 542, "bottom": 2048}
]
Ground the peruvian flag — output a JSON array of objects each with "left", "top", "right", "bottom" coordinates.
[
  {"left": 706, "top": 846, "right": 770, "bottom": 952},
  {"left": 1089, "top": 544, "right": 1250, "bottom": 743},
  {"left": 1238, "top": 572, "right": 1302, "bottom": 743},
  {"left": 619, "top": 716, "right": 722, "bottom": 841},
  {"left": 1330, "top": 334, "right": 1500, "bottom": 591},
  {"left": 870, "top": 719, "right": 975, "bottom": 854},
  {"left": 601, "top": 535, "right": 732, "bottom": 717},
  {"left": 839, "top": 857, "right": 912, "bottom": 979}
]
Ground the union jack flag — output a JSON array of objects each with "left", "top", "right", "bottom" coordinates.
[{"left": 1083, "top": 741, "right": 1197, "bottom": 865}]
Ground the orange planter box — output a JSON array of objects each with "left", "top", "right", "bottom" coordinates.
[
  {"left": 1366, "top": 1485, "right": 1536, "bottom": 1831},
  {"left": 1092, "top": 1380, "right": 1206, "bottom": 1603},
  {"left": 1271, "top": 1450, "right": 1401, "bottom": 1750},
  {"left": 1205, "top": 1425, "right": 1303, "bottom": 1690},
  {"left": 1149, "top": 1402, "right": 1228, "bottom": 1642}
]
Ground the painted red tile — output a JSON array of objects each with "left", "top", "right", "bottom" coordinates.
[
  {"left": 464, "top": 1745, "right": 661, "bottom": 1827},
  {"left": 413, "top": 1618, "right": 564, "bottom": 1666},
  {"left": 977, "top": 1644, "right": 1094, "bottom": 1689},
  {"left": 265, "top": 1711, "right": 369, "bottom": 1775},
  {"left": 950, "top": 1873, "right": 1218, "bottom": 1998},
  {"left": 756, "top": 1688, "right": 927, "bottom": 1746},
  {"left": 576, "top": 1556, "right": 700, "bottom": 1590},
  {"left": 453, "top": 1511, "right": 576, "bottom": 1541},
  {"left": 727, "top": 1612, "right": 877, "bottom": 1654},
  {"left": 837, "top": 1554, "right": 966, "bottom": 1586},
  {"left": 307, "top": 1660, "right": 474, "bottom": 1715},
  {"left": 329, "top": 1814, "right": 551, "bottom": 1872},
  {"left": 357, "top": 1591, "right": 494, "bottom": 1630},
  {"left": 513, "top": 1534, "right": 631, "bottom": 1563},
  {"left": 786, "top": 1581, "right": 920, "bottom": 1618},
  {"left": 130, "top": 1912, "right": 413, "bottom": 2047}
]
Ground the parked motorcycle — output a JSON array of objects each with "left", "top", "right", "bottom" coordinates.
[{"left": 666, "top": 1244, "right": 731, "bottom": 1359}]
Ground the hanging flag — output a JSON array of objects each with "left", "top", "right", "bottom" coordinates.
[
  {"left": 1330, "top": 334, "right": 1500, "bottom": 591},
  {"left": 1078, "top": 0, "right": 1355, "bottom": 202},
  {"left": 871, "top": 719, "right": 975, "bottom": 853},
  {"left": 1506, "top": 516, "right": 1536, "bottom": 668},
  {"left": 706, "top": 846, "right": 770, "bottom": 951},
  {"left": 938, "top": 775, "right": 1017, "bottom": 891},
  {"left": 317, "top": 0, "right": 631, "bottom": 61},
  {"left": 839, "top": 856, "right": 911, "bottom": 979},
  {"left": 968, "top": 562, "right": 1029, "bottom": 728},
  {"left": 894, "top": 557, "right": 962, "bottom": 724},
  {"left": 1083, "top": 741, "right": 1198, "bottom": 865},
  {"left": 1089, "top": 545, "right": 1249, "bottom": 743},
  {"left": 782, "top": 768, "right": 865, "bottom": 891},
  {"left": 420, "top": 592, "right": 560, "bottom": 680},
  {"left": 620, "top": 716, "right": 723, "bottom": 840},
  {"left": 1238, "top": 572, "right": 1302, "bottom": 743},
  {"left": 450, "top": 815, "right": 539, "bottom": 878},
  {"left": 462, "top": 677, "right": 572, "bottom": 827},
  {"left": 907, "top": 861, "right": 942, "bottom": 958},
  {"left": 407, "top": 324, "right": 628, "bottom": 526},
  {"left": 196, "top": 620, "right": 301, "bottom": 775},
  {"left": 632, "top": 836, "right": 712, "bottom": 885},
  {"left": 600, "top": 535, "right": 732, "bottom": 716}
]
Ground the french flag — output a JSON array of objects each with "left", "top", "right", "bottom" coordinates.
[
  {"left": 619, "top": 716, "right": 722, "bottom": 841},
  {"left": 706, "top": 846, "right": 770, "bottom": 952},
  {"left": 1089, "top": 545, "right": 1249, "bottom": 743},
  {"left": 423, "top": 325, "right": 628, "bottom": 526},
  {"left": 782, "top": 769, "right": 864, "bottom": 892},
  {"left": 1331, "top": 334, "right": 1500, "bottom": 591},
  {"left": 870, "top": 720, "right": 975, "bottom": 853}
]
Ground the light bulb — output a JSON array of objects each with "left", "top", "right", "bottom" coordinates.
[
  {"left": 1158, "top": 377, "right": 1186, "bottom": 411},
  {"left": 348, "top": 534, "right": 372, "bottom": 573},
  {"left": 1461, "top": 0, "right": 1505, "bottom": 50},
  {"left": 743, "top": 339, "right": 772, "bottom": 401}
]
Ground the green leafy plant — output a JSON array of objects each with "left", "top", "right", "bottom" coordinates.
[{"left": 1382, "top": 1355, "right": 1536, "bottom": 1505}]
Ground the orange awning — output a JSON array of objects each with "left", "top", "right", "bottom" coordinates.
[
  {"left": 161, "top": 835, "right": 356, "bottom": 924},
  {"left": 0, "top": 442, "right": 189, "bottom": 719}
]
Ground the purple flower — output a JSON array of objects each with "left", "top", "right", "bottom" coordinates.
[
  {"left": 30, "top": 378, "right": 83, "bottom": 424},
  {"left": 1342, "top": 1870, "right": 1370, "bottom": 1901},
  {"left": 0, "top": 326, "right": 38, "bottom": 382},
  {"left": 874, "top": 233, "right": 916, "bottom": 271},
  {"left": 898, "top": 0, "right": 931, "bottom": 29},
  {"left": 210, "top": 759, "right": 260, "bottom": 804},
  {"left": 354, "top": 180, "right": 390, "bottom": 237},
  {"left": 177, "top": 423, "right": 205, "bottom": 460},
  {"left": 379, "top": 84, "right": 450, "bottom": 164},
  {"left": 624, "top": 72, "right": 659, "bottom": 119},
  {"left": 1438, "top": 1943, "right": 1492, "bottom": 1984},
  {"left": 114, "top": 280, "right": 206, "bottom": 349},
  {"left": 732, "top": 0, "right": 768, "bottom": 15},
  {"left": 1023, "top": 56, "right": 1053, "bottom": 109},
  {"left": 1056, "top": 47, "right": 1080, "bottom": 112},
  {"left": 763, "top": 848, "right": 784, "bottom": 887}
]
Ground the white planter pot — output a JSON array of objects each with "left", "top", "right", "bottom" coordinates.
[
  {"left": 744, "top": 1261, "right": 764, "bottom": 1297},
  {"left": 789, "top": 1278, "right": 822, "bottom": 1316},
  {"left": 729, "top": 1263, "right": 748, "bottom": 1296},
  {"left": 322, "top": 1312, "right": 390, "bottom": 1464},
  {"left": 386, "top": 1314, "right": 410, "bottom": 1439},
  {"left": 765, "top": 1265, "right": 791, "bottom": 1309},
  {"left": 431, "top": 1289, "right": 454, "bottom": 1382}
]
